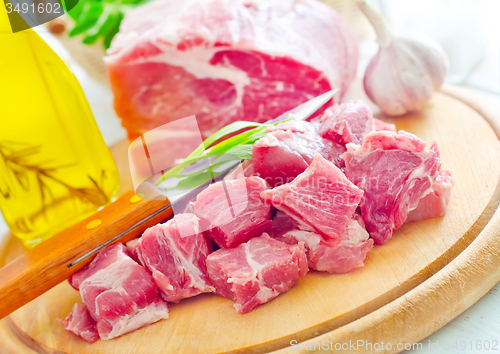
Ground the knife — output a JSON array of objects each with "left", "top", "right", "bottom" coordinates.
[{"left": 0, "top": 89, "right": 337, "bottom": 319}]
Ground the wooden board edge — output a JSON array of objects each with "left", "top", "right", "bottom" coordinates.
[{"left": 0, "top": 317, "right": 39, "bottom": 354}]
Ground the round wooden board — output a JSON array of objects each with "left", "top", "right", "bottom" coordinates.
[{"left": 1, "top": 87, "right": 500, "bottom": 354}]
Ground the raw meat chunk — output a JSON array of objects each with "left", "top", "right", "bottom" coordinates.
[
  {"left": 58, "top": 304, "right": 99, "bottom": 343},
  {"left": 106, "top": 0, "right": 358, "bottom": 139},
  {"left": 125, "top": 238, "right": 140, "bottom": 262},
  {"left": 406, "top": 169, "right": 453, "bottom": 223},
  {"left": 318, "top": 100, "right": 373, "bottom": 146},
  {"left": 343, "top": 131, "right": 442, "bottom": 244},
  {"left": 252, "top": 129, "right": 345, "bottom": 187},
  {"left": 206, "top": 233, "right": 308, "bottom": 313},
  {"left": 265, "top": 120, "right": 320, "bottom": 135},
  {"left": 260, "top": 153, "right": 363, "bottom": 242},
  {"left": 136, "top": 214, "right": 214, "bottom": 303},
  {"left": 372, "top": 118, "right": 396, "bottom": 132},
  {"left": 269, "top": 211, "right": 296, "bottom": 239},
  {"left": 280, "top": 218, "right": 373, "bottom": 273},
  {"left": 68, "top": 243, "right": 169, "bottom": 340},
  {"left": 195, "top": 177, "right": 272, "bottom": 248}
]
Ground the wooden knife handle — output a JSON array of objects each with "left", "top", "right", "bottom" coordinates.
[{"left": 0, "top": 190, "right": 172, "bottom": 319}]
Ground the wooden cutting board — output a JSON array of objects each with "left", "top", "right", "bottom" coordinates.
[{"left": 1, "top": 86, "right": 500, "bottom": 354}]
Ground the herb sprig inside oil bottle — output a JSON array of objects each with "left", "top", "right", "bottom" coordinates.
[{"left": 0, "top": 17, "right": 120, "bottom": 248}]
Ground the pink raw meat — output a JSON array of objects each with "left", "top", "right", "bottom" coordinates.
[
  {"left": 406, "top": 169, "right": 453, "bottom": 223},
  {"left": 136, "top": 213, "right": 214, "bottom": 303},
  {"left": 58, "top": 304, "right": 99, "bottom": 343},
  {"left": 68, "top": 243, "right": 169, "bottom": 340},
  {"left": 343, "top": 131, "right": 442, "bottom": 244},
  {"left": 105, "top": 0, "right": 358, "bottom": 139},
  {"left": 270, "top": 211, "right": 296, "bottom": 239},
  {"left": 317, "top": 100, "right": 373, "bottom": 146},
  {"left": 260, "top": 153, "right": 364, "bottom": 242},
  {"left": 195, "top": 176, "right": 272, "bottom": 248},
  {"left": 280, "top": 217, "right": 373, "bottom": 273},
  {"left": 265, "top": 120, "right": 320, "bottom": 135},
  {"left": 372, "top": 118, "right": 396, "bottom": 132},
  {"left": 206, "top": 233, "right": 308, "bottom": 313},
  {"left": 252, "top": 128, "right": 345, "bottom": 187},
  {"left": 125, "top": 238, "right": 140, "bottom": 262}
]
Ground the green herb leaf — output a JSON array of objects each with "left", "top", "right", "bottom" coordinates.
[
  {"left": 154, "top": 119, "right": 290, "bottom": 188},
  {"left": 176, "top": 168, "right": 221, "bottom": 189},
  {"left": 66, "top": 0, "right": 149, "bottom": 48},
  {"left": 68, "top": 2, "right": 104, "bottom": 37},
  {"left": 185, "top": 121, "right": 266, "bottom": 161}
]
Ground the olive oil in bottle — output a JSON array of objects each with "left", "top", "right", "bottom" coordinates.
[{"left": 0, "top": 10, "right": 120, "bottom": 247}]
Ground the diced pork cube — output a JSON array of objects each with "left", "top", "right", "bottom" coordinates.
[
  {"left": 260, "top": 153, "right": 364, "bottom": 242},
  {"left": 317, "top": 100, "right": 373, "bottom": 146},
  {"left": 281, "top": 218, "right": 373, "bottom": 273},
  {"left": 252, "top": 129, "right": 345, "bottom": 187},
  {"left": 343, "top": 131, "right": 442, "bottom": 244},
  {"left": 68, "top": 243, "right": 169, "bottom": 340},
  {"left": 136, "top": 214, "right": 214, "bottom": 303},
  {"left": 406, "top": 169, "right": 453, "bottom": 223},
  {"left": 58, "top": 304, "right": 99, "bottom": 343},
  {"left": 195, "top": 177, "right": 272, "bottom": 248},
  {"left": 206, "top": 233, "right": 308, "bottom": 313}
]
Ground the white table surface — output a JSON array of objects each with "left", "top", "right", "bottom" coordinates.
[{"left": 1, "top": 7, "right": 499, "bottom": 351}]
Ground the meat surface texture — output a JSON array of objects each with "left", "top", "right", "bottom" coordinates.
[
  {"left": 281, "top": 217, "right": 373, "bottom": 273},
  {"left": 106, "top": 0, "right": 358, "bottom": 139},
  {"left": 195, "top": 176, "right": 272, "bottom": 248},
  {"left": 260, "top": 153, "right": 364, "bottom": 242},
  {"left": 372, "top": 117, "right": 396, "bottom": 132},
  {"left": 317, "top": 100, "right": 374, "bottom": 146},
  {"left": 343, "top": 131, "right": 441, "bottom": 244},
  {"left": 253, "top": 124, "right": 346, "bottom": 187},
  {"left": 125, "top": 238, "right": 140, "bottom": 262},
  {"left": 270, "top": 211, "right": 296, "bottom": 239},
  {"left": 206, "top": 233, "right": 308, "bottom": 313},
  {"left": 406, "top": 168, "right": 453, "bottom": 223},
  {"left": 68, "top": 243, "right": 169, "bottom": 340},
  {"left": 136, "top": 214, "right": 214, "bottom": 303},
  {"left": 58, "top": 304, "right": 99, "bottom": 343}
]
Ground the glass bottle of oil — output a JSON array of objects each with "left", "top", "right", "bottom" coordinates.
[{"left": 0, "top": 10, "right": 120, "bottom": 248}]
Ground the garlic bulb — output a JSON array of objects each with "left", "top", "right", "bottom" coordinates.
[{"left": 358, "top": 0, "right": 449, "bottom": 116}]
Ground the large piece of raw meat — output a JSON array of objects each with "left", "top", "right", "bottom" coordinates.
[{"left": 106, "top": 0, "right": 358, "bottom": 139}]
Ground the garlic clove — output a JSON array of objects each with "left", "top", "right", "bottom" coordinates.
[
  {"left": 358, "top": 0, "right": 449, "bottom": 116},
  {"left": 401, "top": 37, "right": 449, "bottom": 90}
]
